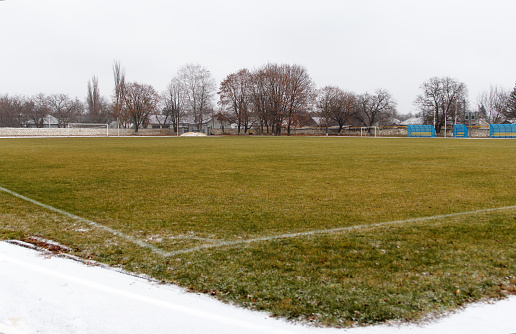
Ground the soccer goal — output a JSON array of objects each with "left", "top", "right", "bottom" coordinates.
[
  {"left": 360, "top": 126, "right": 378, "bottom": 137},
  {"left": 67, "top": 123, "right": 109, "bottom": 137}
]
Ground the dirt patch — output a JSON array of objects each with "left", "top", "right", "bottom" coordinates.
[{"left": 22, "top": 236, "right": 74, "bottom": 254}]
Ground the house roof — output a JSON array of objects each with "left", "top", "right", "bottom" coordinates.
[
  {"left": 26, "top": 114, "right": 59, "bottom": 125},
  {"left": 311, "top": 117, "right": 324, "bottom": 125},
  {"left": 400, "top": 117, "right": 425, "bottom": 125},
  {"left": 148, "top": 115, "right": 172, "bottom": 125},
  {"left": 390, "top": 118, "right": 402, "bottom": 125}
]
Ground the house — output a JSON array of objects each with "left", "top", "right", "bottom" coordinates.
[
  {"left": 400, "top": 117, "right": 425, "bottom": 126},
  {"left": 25, "top": 115, "right": 60, "bottom": 128},
  {"left": 476, "top": 118, "right": 490, "bottom": 126},
  {"left": 389, "top": 118, "right": 402, "bottom": 126},
  {"left": 310, "top": 117, "right": 326, "bottom": 127},
  {"left": 147, "top": 115, "right": 173, "bottom": 129},
  {"left": 206, "top": 113, "right": 234, "bottom": 131}
]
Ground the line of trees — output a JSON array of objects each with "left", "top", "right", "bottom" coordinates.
[
  {"left": 0, "top": 93, "right": 85, "bottom": 128},
  {"left": 414, "top": 77, "right": 516, "bottom": 133},
  {"left": 2, "top": 63, "right": 516, "bottom": 134},
  {"left": 314, "top": 87, "right": 397, "bottom": 134},
  {"left": 115, "top": 62, "right": 217, "bottom": 133},
  {"left": 414, "top": 77, "right": 469, "bottom": 134},
  {"left": 218, "top": 64, "right": 401, "bottom": 135},
  {"left": 219, "top": 64, "right": 316, "bottom": 135},
  {"left": 477, "top": 85, "right": 515, "bottom": 124}
]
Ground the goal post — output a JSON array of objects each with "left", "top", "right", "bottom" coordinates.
[
  {"left": 360, "top": 126, "right": 378, "bottom": 137},
  {"left": 67, "top": 123, "right": 109, "bottom": 137}
]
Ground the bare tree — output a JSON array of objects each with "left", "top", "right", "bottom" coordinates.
[
  {"left": 86, "top": 76, "right": 110, "bottom": 123},
  {"left": 355, "top": 89, "right": 397, "bottom": 127},
  {"left": 249, "top": 66, "right": 274, "bottom": 135},
  {"left": 316, "top": 86, "right": 336, "bottom": 133},
  {"left": 163, "top": 77, "right": 186, "bottom": 133},
  {"left": 283, "top": 64, "right": 315, "bottom": 136},
  {"left": 47, "top": 94, "right": 83, "bottom": 127},
  {"left": 477, "top": 85, "right": 509, "bottom": 124},
  {"left": 248, "top": 63, "right": 314, "bottom": 136},
  {"left": 112, "top": 61, "right": 127, "bottom": 127},
  {"left": 332, "top": 91, "right": 356, "bottom": 130},
  {"left": 257, "top": 63, "right": 287, "bottom": 135},
  {"left": 22, "top": 93, "right": 50, "bottom": 128},
  {"left": 0, "top": 94, "right": 10, "bottom": 127},
  {"left": 0, "top": 94, "right": 25, "bottom": 127},
  {"left": 316, "top": 86, "right": 356, "bottom": 133},
  {"left": 414, "top": 77, "right": 468, "bottom": 133},
  {"left": 177, "top": 64, "right": 216, "bottom": 131},
  {"left": 122, "top": 82, "right": 160, "bottom": 133},
  {"left": 218, "top": 69, "right": 253, "bottom": 134}
]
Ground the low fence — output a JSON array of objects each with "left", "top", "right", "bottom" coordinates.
[
  {"left": 213, "top": 127, "right": 409, "bottom": 137},
  {"left": 284, "top": 126, "right": 490, "bottom": 138},
  {"left": 0, "top": 126, "right": 492, "bottom": 138},
  {"left": 0, "top": 128, "right": 179, "bottom": 137}
]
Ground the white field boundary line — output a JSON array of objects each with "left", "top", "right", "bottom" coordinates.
[
  {"left": 0, "top": 251, "right": 297, "bottom": 334},
  {"left": 0, "top": 186, "right": 168, "bottom": 257},
  {"left": 166, "top": 205, "right": 516, "bottom": 256},
  {"left": 2, "top": 185, "right": 515, "bottom": 258},
  {"left": 0, "top": 322, "right": 27, "bottom": 334}
]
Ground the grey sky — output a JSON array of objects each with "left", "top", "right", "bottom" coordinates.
[{"left": 1, "top": 0, "right": 515, "bottom": 114}]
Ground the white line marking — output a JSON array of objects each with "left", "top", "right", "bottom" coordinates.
[
  {"left": 2, "top": 185, "right": 515, "bottom": 259},
  {"left": 165, "top": 205, "right": 516, "bottom": 256},
  {"left": 0, "top": 186, "right": 167, "bottom": 257},
  {"left": 0, "top": 322, "right": 28, "bottom": 334},
  {"left": 0, "top": 252, "right": 297, "bottom": 334}
]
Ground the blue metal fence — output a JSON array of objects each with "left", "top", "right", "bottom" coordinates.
[
  {"left": 453, "top": 124, "right": 468, "bottom": 138},
  {"left": 407, "top": 125, "right": 435, "bottom": 137},
  {"left": 490, "top": 124, "right": 516, "bottom": 138}
]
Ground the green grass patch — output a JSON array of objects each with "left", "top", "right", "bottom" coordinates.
[{"left": 0, "top": 137, "right": 515, "bottom": 326}]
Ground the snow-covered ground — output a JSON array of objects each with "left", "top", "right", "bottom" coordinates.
[{"left": 0, "top": 241, "right": 514, "bottom": 334}]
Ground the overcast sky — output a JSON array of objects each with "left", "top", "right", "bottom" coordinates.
[{"left": 1, "top": 0, "right": 515, "bottom": 114}]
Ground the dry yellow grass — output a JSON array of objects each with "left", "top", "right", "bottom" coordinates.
[{"left": 0, "top": 136, "right": 515, "bottom": 326}]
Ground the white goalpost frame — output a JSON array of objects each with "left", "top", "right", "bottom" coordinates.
[
  {"left": 67, "top": 123, "right": 109, "bottom": 137},
  {"left": 360, "top": 126, "right": 378, "bottom": 137}
]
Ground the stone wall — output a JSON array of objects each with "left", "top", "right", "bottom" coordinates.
[
  {"left": 469, "top": 127, "right": 490, "bottom": 138},
  {"left": 282, "top": 127, "right": 407, "bottom": 137},
  {"left": 211, "top": 129, "right": 242, "bottom": 136},
  {"left": 0, "top": 127, "right": 179, "bottom": 137},
  {"left": 121, "top": 128, "right": 178, "bottom": 136},
  {"left": 281, "top": 126, "right": 491, "bottom": 138},
  {"left": 0, "top": 128, "right": 107, "bottom": 137},
  {"left": 0, "top": 126, "right": 492, "bottom": 138}
]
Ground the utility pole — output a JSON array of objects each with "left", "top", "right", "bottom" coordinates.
[
  {"left": 444, "top": 107, "right": 447, "bottom": 138},
  {"left": 454, "top": 99, "right": 458, "bottom": 125}
]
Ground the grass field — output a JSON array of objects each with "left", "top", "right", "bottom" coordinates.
[{"left": 0, "top": 136, "right": 515, "bottom": 327}]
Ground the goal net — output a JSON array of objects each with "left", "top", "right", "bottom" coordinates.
[
  {"left": 360, "top": 126, "right": 378, "bottom": 137},
  {"left": 67, "top": 123, "right": 109, "bottom": 137}
]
